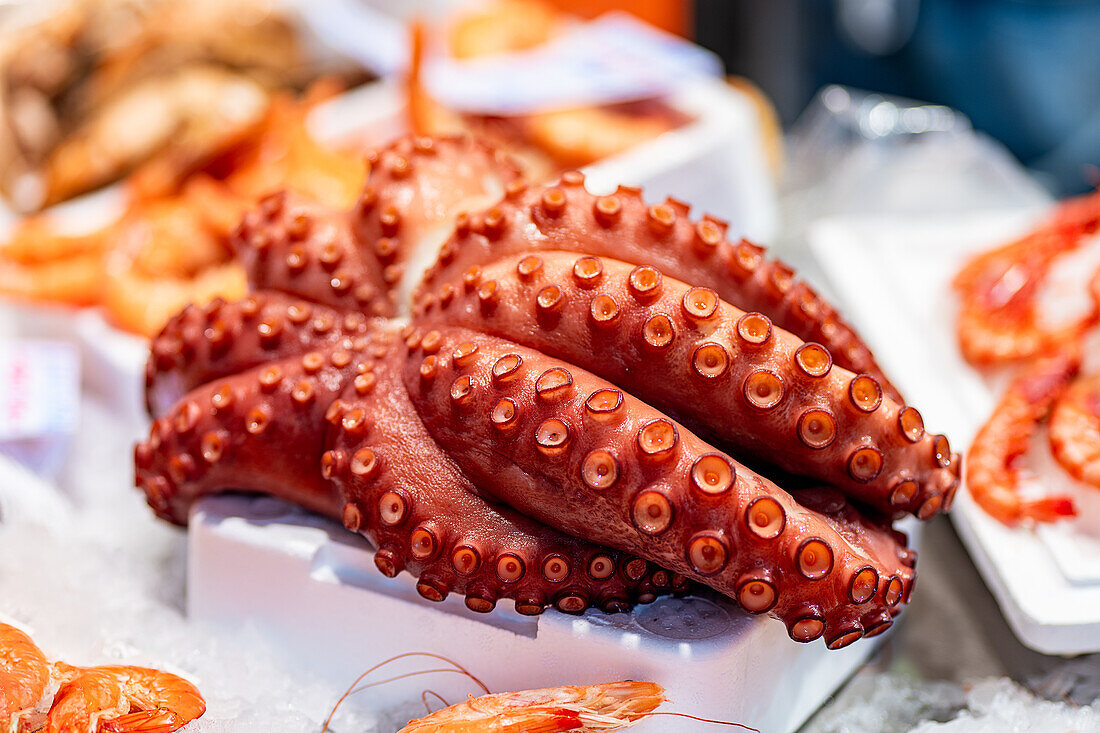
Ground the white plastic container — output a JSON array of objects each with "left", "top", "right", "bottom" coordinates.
[
  {"left": 810, "top": 210, "right": 1100, "bottom": 655},
  {"left": 189, "top": 494, "right": 910, "bottom": 732}
]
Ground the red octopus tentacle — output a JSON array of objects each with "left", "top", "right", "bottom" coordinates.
[
  {"left": 413, "top": 173, "right": 901, "bottom": 401},
  {"left": 402, "top": 327, "right": 914, "bottom": 646},
  {"left": 146, "top": 291, "right": 376, "bottom": 416},
  {"left": 232, "top": 190, "right": 393, "bottom": 315},
  {"left": 412, "top": 250, "right": 958, "bottom": 519},
  {"left": 136, "top": 351, "right": 357, "bottom": 524},
  {"left": 323, "top": 333, "right": 682, "bottom": 615},
  {"left": 351, "top": 134, "right": 522, "bottom": 305}
]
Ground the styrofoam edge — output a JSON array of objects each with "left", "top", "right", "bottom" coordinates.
[{"left": 951, "top": 497, "right": 1100, "bottom": 655}]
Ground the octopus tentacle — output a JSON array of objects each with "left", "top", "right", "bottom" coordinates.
[
  {"left": 402, "top": 327, "right": 915, "bottom": 645},
  {"left": 324, "top": 332, "right": 682, "bottom": 614},
  {"left": 412, "top": 172, "right": 900, "bottom": 401},
  {"left": 232, "top": 190, "right": 393, "bottom": 315},
  {"left": 412, "top": 250, "right": 958, "bottom": 518},
  {"left": 351, "top": 134, "right": 522, "bottom": 307},
  {"left": 138, "top": 328, "right": 680, "bottom": 614},
  {"left": 146, "top": 291, "right": 375, "bottom": 416},
  {"left": 135, "top": 351, "right": 358, "bottom": 524}
]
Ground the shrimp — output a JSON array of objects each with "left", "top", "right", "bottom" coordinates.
[
  {"left": 1, "top": 623, "right": 51, "bottom": 732},
  {"left": 967, "top": 350, "right": 1081, "bottom": 525},
  {"left": 101, "top": 195, "right": 246, "bottom": 336},
  {"left": 47, "top": 663, "right": 205, "bottom": 733},
  {"left": 397, "top": 681, "right": 666, "bottom": 733},
  {"left": 954, "top": 189, "right": 1100, "bottom": 366},
  {"left": 1049, "top": 372, "right": 1100, "bottom": 488}
]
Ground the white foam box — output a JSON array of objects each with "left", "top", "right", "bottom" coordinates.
[
  {"left": 191, "top": 494, "right": 914, "bottom": 731},
  {"left": 810, "top": 210, "right": 1100, "bottom": 655}
]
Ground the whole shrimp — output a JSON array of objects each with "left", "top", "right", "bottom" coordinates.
[
  {"left": 954, "top": 188, "right": 1100, "bottom": 366},
  {"left": 1, "top": 623, "right": 51, "bottom": 732},
  {"left": 397, "top": 681, "right": 666, "bottom": 733},
  {"left": 46, "top": 663, "right": 206, "bottom": 733},
  {"left": 1049, "top": 372, "right": 1100, "bottom": 488},
  {"left": 967, "top": 350, "right": 1081, "bottom": 525}
]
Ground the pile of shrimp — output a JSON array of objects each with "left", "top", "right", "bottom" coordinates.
[
  {"left": 0, "top": 622, "right": 205, "bottom": 733},
  {"left": 954, "top": 188, "right": 1100, "bottom": 526},
  {"left": 0, "top": 79, "right": 364, "bottom": 337}
]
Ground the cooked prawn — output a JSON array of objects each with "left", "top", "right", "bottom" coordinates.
[
  {"left": 1049, "top": 372, "right": 1100, "bottom": 488},
  {"left": 398, "top": 681, "right": 666, "bottom": 733},
  {"left": 47, "top": 663, "right": 205, "bottom": 733},
  {"left": 954, "top": 189, "right": 1100, "bottom": 366},
  {"left": 1, "top": 622, "right": 51, "bottom": 732},
  {"left": 967, "top": 350, "right": 1081, "bottom": 525}
]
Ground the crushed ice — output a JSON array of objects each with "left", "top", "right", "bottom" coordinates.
[{"left": 3, "top": 397, "right": 1100, "bottom": 732}]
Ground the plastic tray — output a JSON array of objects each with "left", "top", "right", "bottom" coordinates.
[{"left": 809, "top": 210, "right": 1100, "bottom": 655}]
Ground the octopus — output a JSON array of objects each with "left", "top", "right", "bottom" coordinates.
[{"left": 135, "top": 134, "right": 960, "bottom": 648}]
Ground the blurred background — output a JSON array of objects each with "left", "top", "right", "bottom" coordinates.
[{"left": 697, "top": 0, "right": 1100, "bottom": 195}]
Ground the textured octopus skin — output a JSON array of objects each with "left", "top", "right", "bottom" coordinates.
[
  {"left": 404, "top": 327, "right": 914, "bottom": 646},
  {"left": 138, "top": 308, "right": 683, "bottom": 615},
  {"left": 231, "top": 136, "right": 520, "bottom": 317},
  {"left": 413, "top": 251, "right": 959, "bottom": 519},
  {"left": 137, "top": 134, "right": 954, "bottom": 647},
  {"left": 412, "top": 173, "right": 904, "bottom": 403}
]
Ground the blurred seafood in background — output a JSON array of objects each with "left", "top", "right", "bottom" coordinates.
[
  {"left": 965, "top": 349, "right": 1081, "bottom": 526},
  {"left": 0, "top": 82, "right": 365, "bottom": 335},
  {"left": 953, "top": 189, "right": 1100, "bottom": 367},
  {"left": 0, "top": 0, "right": 366, "bottom": 212},
  {"left": 955, "top": 189, "right": 1100, "bottom": 526},
  {"left": 407, "top": 1, "right": 693, "bottom": 181}
]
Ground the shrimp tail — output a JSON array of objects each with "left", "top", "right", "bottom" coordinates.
[
  {"left": 1021, "top": 496, "right": 1077, "bottom": 522},
  {"left": 98, "top": 709, "right": 185, "bottom": 733},
  {"left": 500, "top": 710, "right": 583, "bottom": 733}
]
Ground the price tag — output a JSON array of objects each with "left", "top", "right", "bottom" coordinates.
[
  {"left": 428, "top": 13, "right": 722, "bottom": 114},
  {"left": 0, "top": 341, "right": 80, "bottom": 475}
]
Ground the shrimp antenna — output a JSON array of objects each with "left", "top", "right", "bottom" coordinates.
[
  {"left": 421, "top": 689, "right": 449, "bottom": 714},
  {"left": 642, "top": 711, "right": 762, "bottom": 731},
  {"left": 321, "top": 652, "right": 489, "bottom": 732}
]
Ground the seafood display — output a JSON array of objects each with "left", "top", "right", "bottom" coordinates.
[
  {"left": 135, "top": 133, "right": 958, "bottom": 648},
  {"left": 0, "top": 622, "right": 205, "bottom": 732},
  {"left": 0, "top": 85, "right": 365, "bottom": 336},
  {"left": 0, "top": 0, "right": 363, "bottom": 212},
  {"left": 408, "top": 2, "right": 693, "bottom": 182},
  {"left": 955, "top": 189, "right": 1100, "bottom": 526}
]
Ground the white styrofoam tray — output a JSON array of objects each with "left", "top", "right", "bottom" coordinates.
[
  {"left": 809, "top": 210, "right": 1100, "bottom": 655},
  {"left": 190, "top": 494, "right": 916, "bottom": 732}
]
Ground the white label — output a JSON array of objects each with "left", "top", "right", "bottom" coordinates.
[
  {"left": 300, "top": 3, "right": 722, "bottom": 114},
  {"left": 0, "top": 341, "right": 80, "bottom": 441}
]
